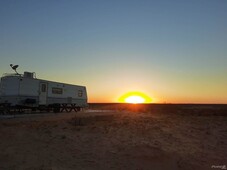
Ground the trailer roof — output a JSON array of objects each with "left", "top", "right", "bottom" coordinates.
[
  {"left": 1, "top": 73, "right": 23, "bottom": 77},
  {"left": 1, "top": 73, "right": 86, "bottom": 88}
]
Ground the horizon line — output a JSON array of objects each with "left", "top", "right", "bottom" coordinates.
[{"left": 88, "top": 102, "right": 227, "bottom": 105}]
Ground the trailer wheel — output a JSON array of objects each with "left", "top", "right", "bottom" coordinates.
[
  {"left": 0, "top": 104, "right": 11, "bottom": 115},
  {"left": 0, "top": 105, "right": 4, "bottom": 114},
  {"left": 51, "top": 104, "right": 61, "bottom": 113},
  {"left": 1, "top": 109, "right": 9, "bottom": 115},
  {"left": 54, "top": 106, "right": 60, "bottom": 113},
  {"left": 0, "top": 107, "right": 7, "bottom": 115}
]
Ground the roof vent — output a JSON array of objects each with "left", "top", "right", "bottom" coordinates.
[{"left": 24, "top": 72, "right": 34, "bottom": 78}]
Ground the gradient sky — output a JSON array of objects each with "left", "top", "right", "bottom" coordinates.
[{"left": 1, "top": 0, "right": 227, "bottom": 103}]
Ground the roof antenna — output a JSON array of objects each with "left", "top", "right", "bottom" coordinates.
[{"left": 10, "top": 64, "right": 19, "bottom": 74}]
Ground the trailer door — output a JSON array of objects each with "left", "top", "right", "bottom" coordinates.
[{"left": 39, "top": 82, "right": 48, "bottom": 105}]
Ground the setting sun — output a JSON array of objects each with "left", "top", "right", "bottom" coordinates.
[
  {"left": 119, "top": 92, "right": 152, "bottom": 104},
  {"left": 125, "top": 95, "right": 145, "bottom": 104}
]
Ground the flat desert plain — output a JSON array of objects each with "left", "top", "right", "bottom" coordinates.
[{"left": 0, "top": 104, "right": 226, "bottom": 170}]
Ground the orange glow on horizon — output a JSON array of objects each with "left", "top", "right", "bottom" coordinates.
[{"left": 118, "top": 91, "right": 152, "bottom": 104}]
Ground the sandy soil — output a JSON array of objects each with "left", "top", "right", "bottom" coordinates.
[{"left": 0, "top": 109, "right": 226, "bottom": 170}]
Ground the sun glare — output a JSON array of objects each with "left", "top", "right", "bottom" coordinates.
[
  {"left": 125, "top": 95, "right": 145, "bottom": 104},
  {"left": 119, "top": 91, "right": 152, "bottom": 104}
]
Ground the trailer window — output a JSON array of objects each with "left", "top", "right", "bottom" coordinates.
[
  {"left": 52, "top": 87, "right": 63, "bottom": 94},
  {"left": 41, "top": 84, "right": 46, "bottom": 92},
  {"left": 78, "top": 90, "right": 83, "bottom": 97}
]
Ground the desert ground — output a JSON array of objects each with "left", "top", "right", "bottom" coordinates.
[{"left": 0, "top": 104, "right": 226, "bottom": 170}]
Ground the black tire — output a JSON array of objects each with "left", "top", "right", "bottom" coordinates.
[
  {"left": 52, "top": 104, "right": 61, "bottom": 113},
  {"left": 53, "top": 107, "right": 60, "bottom": 113}
]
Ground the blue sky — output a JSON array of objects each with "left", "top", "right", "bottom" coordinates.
[{"left": 1, "top": 0, "right": 227, "bottom": 103}]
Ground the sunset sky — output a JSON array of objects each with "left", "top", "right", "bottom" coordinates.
[{"left": 1, "top": 0, "right": 227, "bottom": 103}]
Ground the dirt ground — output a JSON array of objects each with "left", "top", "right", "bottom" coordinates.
[{"left": 0, "top": 107, "right": 226, "bottom": 170}]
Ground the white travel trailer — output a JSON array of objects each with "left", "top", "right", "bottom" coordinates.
[{"left": 0, "top": 66, "right": 88, "bottom": 114}]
